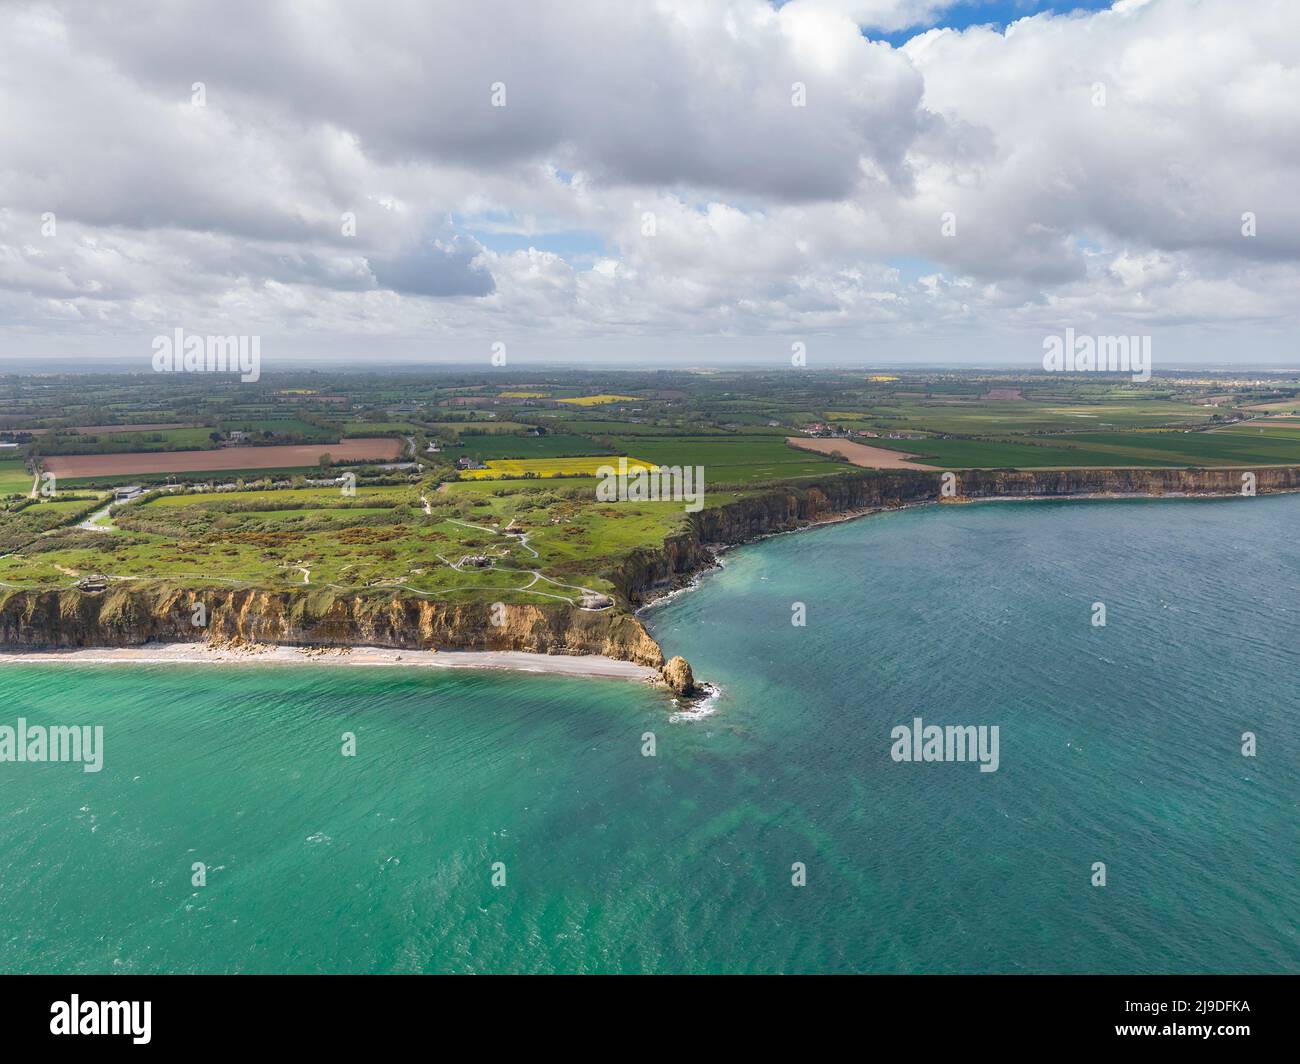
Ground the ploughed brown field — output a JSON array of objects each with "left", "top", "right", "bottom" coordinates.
[
  {"left": 786, "top": 436, "right": 937, "bottom": 470},
  {"left": 42, "top": 438, "right": 402, "bottom": 478}
]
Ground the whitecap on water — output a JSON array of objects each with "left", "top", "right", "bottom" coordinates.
[{"left": 669, "top": 683, "right": 721, "bottom": 723}]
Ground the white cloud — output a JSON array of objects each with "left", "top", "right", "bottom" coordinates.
[{"left": 0, "top": 0, "right": 1296, "bottom": 366}]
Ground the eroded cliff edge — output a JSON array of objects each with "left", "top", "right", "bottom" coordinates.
[
  {"left": 3, "top": 466, "right": 1297, "bottom": 662},
  {"left": 0, "top": 588, "right": 665, "bottom": 666},
  {"left": 612, "top": 465, "right": 1300, "bottom": 604}
]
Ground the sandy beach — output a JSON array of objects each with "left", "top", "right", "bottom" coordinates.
[{"left": 0, "top": 642, "right": 661, "bottom": 682}]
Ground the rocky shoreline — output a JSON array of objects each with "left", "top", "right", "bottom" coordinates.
[
  {"left": 628, "top": 465, "right": 1300, "bottom": 611},
  {"left": 2, "top": 466, "right": 1297, "bottom": 699}
]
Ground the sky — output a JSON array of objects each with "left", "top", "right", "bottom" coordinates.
[{"left": 0, "top": 0, "right": 1296, "bottom": 370}]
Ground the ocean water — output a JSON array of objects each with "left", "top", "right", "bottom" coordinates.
[{"left": 1, "top": 495, "right": 1297, "bottom": 973}]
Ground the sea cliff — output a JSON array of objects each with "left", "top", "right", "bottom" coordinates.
[
  {"left": 0, "top": 587, "right": 665, "bottom": 666},
  {"left": 615, "top": 465, "right": 1300, "bottom": 603},
  {"left": 2, "top": 466, "right": 1297, "bottom": 666}
]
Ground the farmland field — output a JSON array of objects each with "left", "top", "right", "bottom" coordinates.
[
  {"left": 603, "top": 435, "right": 844, "bottom": 483},
  {"left": 787, "top": 436, "right": 936, "bottom": 469},
  {"left": 1210, "top": 421, "right": 1300, "bottom": 438},
  {"left": 556, "top": 394, "right": 639, "bottom": 406},
  {"left": 30, "top": 427, "right": 219, "bottom": 454},
  {"left": 221, "top": 417, "right": 336, "bottom": 440},
  {"left": 0, "top": 459, "right": 32, "bottom": 495},
  {"left": 58, "top": 468, "right": 321, "bottom": 489},
  {"left": 1053, "top": 430, "right": 1300, "bottom": 465},
  {"left": 339, "top": 421, "right": 420, "bottom": 436},
  {"left": 1244, "top": 399, "right": 1300, "bottom": 413},
  {"left": 40, "top": 438, "right": 402, "bottom": 479},
  {"left": 544, "top": 418, "right": 741, "bottom": 436},
  {"left": 13, "top": 423, "right": 202, "bottom": 436},
  {"left": 867, "top": 436, "right": 1179, "bottom": 468},
  {"left": 461, "top": 456, "right": 656, "bottom": 479},
  {"left": 1, "top": 366, "right": 1297, "bottom": 600},
  {"left": 461, "top": 433, "right": 607, "bottom": 459},
  {"left": 429, "top": 421, "right": 531, "bottom": 434},
  {"left": 868, "top": 428, "right": 1300, "bottom": 467},
  {"left": 823, "top": 399, "right": 1217, "bottom": 435}
]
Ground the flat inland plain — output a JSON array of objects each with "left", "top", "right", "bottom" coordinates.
[
  {"left": 41, "top": 438, "right": 402, "bottom": 478},
  {"left": 786, "top": 436, "right": 937, "bottom": 470}
]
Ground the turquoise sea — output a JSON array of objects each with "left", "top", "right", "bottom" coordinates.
[{"left": 1, "top": 495, "right": 1297, "bottom": 973}]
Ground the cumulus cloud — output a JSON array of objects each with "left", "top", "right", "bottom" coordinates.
[{"left": 0, "top": 0, "right": 1295, "bottom": 365}]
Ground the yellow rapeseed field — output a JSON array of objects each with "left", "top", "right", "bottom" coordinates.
[
  {"left": 461, "top": 456, "right": 657, "bottom": 479},
  {"left": 555, "top": 394, "right": 638, "bottom": 405}
]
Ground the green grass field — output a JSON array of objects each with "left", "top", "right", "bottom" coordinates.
[
  {"left": 1210, "top": 421, "right": 1300, "bottom": 438},
  {"left": 0, "top": 495, "right": 106, "bottom": 550},
  {"left": 59, "top": 467, "right": 328, "bottom": 489},
  {"left": 869, "top": 437, "right": 1178, "bottom": 468},
  {"left": 221, "top": 417, "right": 335, "bottom": 440},
  {"left": 870, "top": 427, "right": 1300, "bottom": 468},
  {"left": 30, "top": 427, "right": 219, "bottom": 454},
  {"left": 826, "top": 399, "right": 1217, "bottom": 435},
  {"left": 339, "top": 421, "right": 420, "bottom": 436},
  {"left": 429, "top": 421, "right": 532, "bottom": 434},
  {"left": 0, "top": 475, "right": 695, "bottom": 605},
  {"left": 1054, "top": 430, "right": 1300, "bottom": 465},
  {"left": 461, "top": 433, "right": 607, "bottom": 460},
  {"left": 548, "top": 419, "right": 737, "bottom": 436},
  {"left": 0, "top": 459, "right": 31, "bottom": 495},
  {"left": 461, "top": 456, "right": 656, "bottom": 479},
  {"left": 143, "top": 486, "right": 409, "bottom": 508},
  {"left": 603, "top": 435, "right": 844, "bottom": 483}
]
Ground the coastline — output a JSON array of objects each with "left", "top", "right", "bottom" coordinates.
[
  {"left": 4, "top": 472, "right": 1299, "bottom": 680},
  {"left": 637, "top": 501, "right": 920, "bottom": 615},
  {"left": 0, "top": 641, "right": 661, "bottom": 683},
  {"left": 635, "top": 482, "right": 1300, "bottom": 614}
]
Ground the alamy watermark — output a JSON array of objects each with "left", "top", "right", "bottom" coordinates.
[
  {"left": 152, "top": 327, "right": 261, "bottom": 382},
  {"left": 890, "top": 716, "right": 999, "bottom": 773},
  {"left": 0, "top": 718, "right": 103, "bottom": 772},
  {"left": 1042, "top": 327, "right": 1151, "bottom": 382},
  {"left": 50, "top": 996, "right": 150, "bottom": 1044},
  {"left": 596, "top": 457, "right": 704, "bottom": 513}
]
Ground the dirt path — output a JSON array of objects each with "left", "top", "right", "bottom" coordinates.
[
  {"left": 437, "top": 519, "right": 607, "bottom": 608},
  {"left": 77, "top": 503, "right": 115, "bottom": 531}
]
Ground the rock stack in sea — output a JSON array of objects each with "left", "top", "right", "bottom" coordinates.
[{"left": 661, "top": 655, "right": 695, "bottom": 697}]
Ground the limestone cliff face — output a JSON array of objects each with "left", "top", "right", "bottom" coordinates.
[
  {"left": 4, "top": 467, "right": 1297, "bottom": 658},
  {"left": 0, "top": 586, "right": 664, "bottom": 666},
  {"left": 616, "top": 466, "right": 1300, "bottom": 603},
  {"left": 661, "top": 655, "right": 695, "bottom": 696},
  {"left": 950, "top": 466, "right": 1300, "bottom": 500}
]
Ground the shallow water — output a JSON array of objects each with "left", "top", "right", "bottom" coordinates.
[{"left": 1, "top": 495, "right": 1296, "bottom": 972}]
